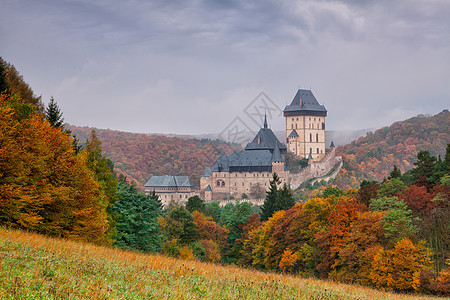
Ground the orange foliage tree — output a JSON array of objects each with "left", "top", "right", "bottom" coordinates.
[
  {"left": 192, "top": 211, "right": 229, "bottom": 261},
  {"left": 368, "top": 238, "right": 432, "bottom": 291},
  {"left": 0, "top": 94, "right": 109, "bottom": 244}
]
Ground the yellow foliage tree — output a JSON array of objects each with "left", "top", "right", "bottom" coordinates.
[
  {"left": 178, "top": 246, "right": 194, "bottom": 260},
  {"left": 368, "top": 238, "right": 432, "bottom": 291},
  {"left": 251, "top": 210, "right": 286, "bottom": 270}
]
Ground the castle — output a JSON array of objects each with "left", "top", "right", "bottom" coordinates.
[
  {"left": 201, "top": 89, "right": 330, "bottom": 201},
  {"left": 200, "top": 114, "right": 289, "bottom": 200}
]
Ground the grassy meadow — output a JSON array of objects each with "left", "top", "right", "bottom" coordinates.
[{"left": 0, "top": 227, "right": 442, "bottom": 299}]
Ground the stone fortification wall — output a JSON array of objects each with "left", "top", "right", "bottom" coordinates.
[
  {"left": 310, "top": 157, "right": 343, "bottom": 185},
  {"left": 289, "top": 148, "right": 340, "bottom": 190},
  {"left": 209, "top": 198, "right": 265, "bottom": 207}
]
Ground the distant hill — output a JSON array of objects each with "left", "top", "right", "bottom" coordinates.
[
  {"left": 334, "top": 110, "right": 449, "bottom": 187},
  {"left": 196, "top": 129, "right": 370, "bottom": 147},
  {"left": 66, "top": 125, "right": 240, "bottom": 188}
]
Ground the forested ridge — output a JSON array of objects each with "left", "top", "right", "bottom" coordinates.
[
  {"left": 334, "top": 110, "right": 449, "bottom": 188},
  {"left": 66, "top": 125, "right": 239, "bottom": 187}
]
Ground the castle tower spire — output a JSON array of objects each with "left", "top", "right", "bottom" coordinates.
[{"left": 263, "top": 111, "right": 268, "bottom": 129}]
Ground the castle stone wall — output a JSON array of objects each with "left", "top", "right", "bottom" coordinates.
[{"left": 289, "top": 147, "right": 340, "bottom": 189}]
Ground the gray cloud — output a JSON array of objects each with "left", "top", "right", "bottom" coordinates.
[{"left": 1, "top": 0, "right": 449, "bottom": 134}]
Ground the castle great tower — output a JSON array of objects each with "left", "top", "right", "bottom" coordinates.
[{"left": 283, "top": 89, "right": 327, "bottom": 161}]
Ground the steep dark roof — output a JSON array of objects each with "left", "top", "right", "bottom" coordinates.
[
  {"left": 330, "top": 141, "right": 335, "bottom": 148},
  {"left": 245, "top": 127, "right": 287, "bottom": 152},
  {"left": 288, "top": 129, "right": 299, "bottom": 138},
  {"left": 283, "top": 89, "right": 327, "bottom": 116},
  {"left": 212, "top": 149, "right": 277, "bottom": 172},
  {"left": 202, "top": 167, "right": 212, "bottom": 177},
  {"left": 145, "top": 176, "right": 194, "bottom": 187},
  {"left": 205, "top": 184, "right": 212, "bottom": 191},
  {"left": 271, "top": 145, "right": 283, "bottom": 162}
]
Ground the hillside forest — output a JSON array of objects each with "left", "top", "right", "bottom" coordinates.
[
  {"left": 66, "top": 125, "right": 239, "bottom": 187},
  {"left": 0, "top": 57, "right": 449, "bottom": 296}
]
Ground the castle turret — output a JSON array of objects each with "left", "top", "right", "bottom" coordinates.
[{"left": 283, "top": 89, "right": 327, "bottom": 161}]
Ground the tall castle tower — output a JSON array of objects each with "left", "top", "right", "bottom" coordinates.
[{"left": 283, "top": 89, "right": 327, "bottom": 161}]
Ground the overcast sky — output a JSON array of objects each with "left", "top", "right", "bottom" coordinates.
[{"left": 1, "top": 0, "right": 449, "bottom": 136}]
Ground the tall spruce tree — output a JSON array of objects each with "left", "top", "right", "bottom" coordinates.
[
  {"left": 0, "top": 57, "right": 8, "bottom": 93},
  {"left": 260, "top": 173, "right": 281, "bottom": 221},
  {"left": 45, "top": 97, "right": 64, "bottom": 129},
  {"left": 276, "top": 183, "right": 296, "bottom": 211}
]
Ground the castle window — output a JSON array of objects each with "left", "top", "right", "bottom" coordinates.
[
  {"left": 296, "top": 118, "right": 299, "bottom": 121},
  {"left": 292, "top": 118, "right": 294, "bottom": 121},
  {"left": 310, "top": 148, "right": 312, "bottom": 154},
  {"left": 317, "top": 148, "right": 319, "bottom": 154},
  {"left": 222, "top": 181, "right": 225, "bottom": 186},
  {"left": 316, "top": 134, "right": 319, "bottom": 142},
  {"left": 180, "top": 195, "right": 182, "bottom": 199},
  {"left": 291, "top": 124, "right": 293, "bottom": 129},
  {"left": 242, "top": 182, "right": 244, "bottom": 186},
  {"left": 310, "top": 134, "right": 312, "bottom": 142},
  {"left": 322, "top": 122, "right": 325, "bottom": 129},
  {"left": 216, "top": 181, "right": 221, "bottom": 187},
  {"left": 314, "top": 118, "right": 316, "bottom": 121},
  {"left": 295, "top": 124, "right": 297, "bottom": 129}
]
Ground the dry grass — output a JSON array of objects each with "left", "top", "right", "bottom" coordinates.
[{"left": 0, "top": 227, "right": 443, "bottom": 299}]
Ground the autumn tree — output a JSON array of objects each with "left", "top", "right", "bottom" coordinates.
[
  {"left": 368, "top": 238, "right": 432, "bottom": 291},
  {"left": 85, "top": 130, "right": 118, "bottom": 240},
  {"left": 192, "top": 211, "right": 229, "bottom": 261},
  {"left": 0, "top": 93, "right": 109, "bottom": 244},
  {"left": 1, "top": 58, "right": 43, "bottom": 111},
  {"left": 331, "top": 211, "right": 386, "bottom": 284},
  {"left": 251, "top": 210, "right": 286, "bottom": 270},
  {"left": 315, "top": 196, "right": 366, "bottom": 278}
]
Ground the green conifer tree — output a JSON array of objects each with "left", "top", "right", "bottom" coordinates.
[
  {"left": 276, "top": 183, "right": 296, "bottom": 211},
  {"left": 0, "top": 57, "right": 9, "bottom": 93},
  {"left": 260, "top": 173, "right": 281, "bottom": 221},
  {"left": 388, "top": 165, "right": 402, "bottom": 180},
  {"left": 45, "top": 97, "right": 64, "bottom": 129}
]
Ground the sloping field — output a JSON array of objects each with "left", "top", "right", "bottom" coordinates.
[{"left": 0, "top": 227, "right": 440, "bottom": 299}]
